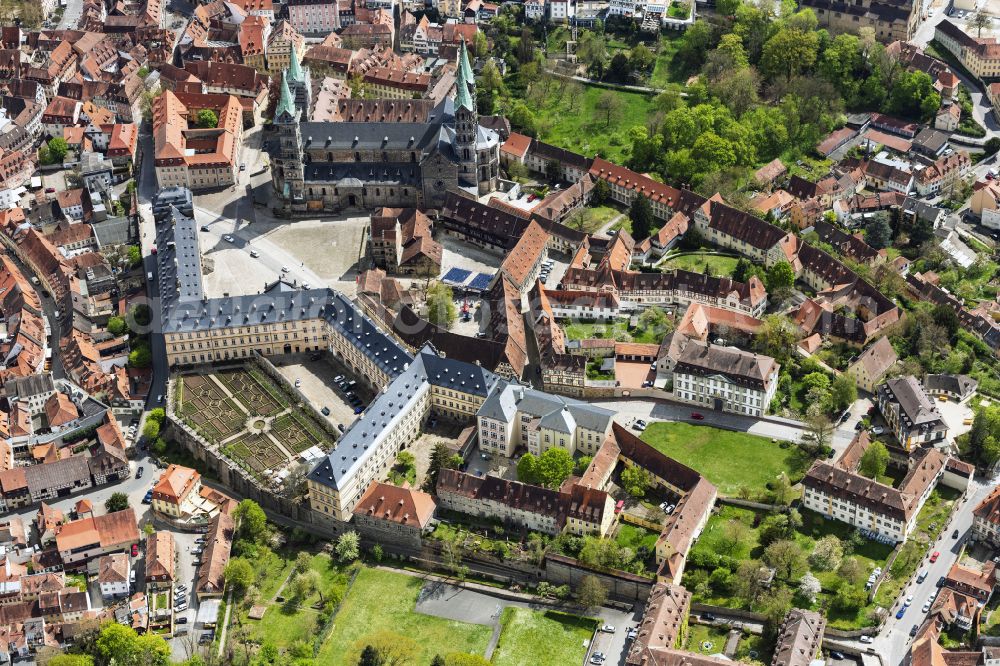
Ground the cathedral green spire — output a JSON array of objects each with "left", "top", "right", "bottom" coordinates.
[
  {"left": 275, "top": 70, "right": 296, "bottom": 120},
  {"left": 454, "top": 42, "right": 474, "bottom": 112},
  {"left": 459, "top": 38, "right": 474, "bottom": 85},
  {"left": 288, "top": 45, "right": 304, "bottom": 83}
]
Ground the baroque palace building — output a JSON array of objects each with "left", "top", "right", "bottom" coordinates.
[{"left": 269, "top": 40, "right": 500, "bottom": 214}]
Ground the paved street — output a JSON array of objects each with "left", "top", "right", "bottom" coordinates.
[{"left": 862, "top": 469, "right": 1000, "bottom": 666}]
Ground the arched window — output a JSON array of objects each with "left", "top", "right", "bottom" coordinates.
[{"left": 354, "top": 152, "right": 361, "bottom": 161}]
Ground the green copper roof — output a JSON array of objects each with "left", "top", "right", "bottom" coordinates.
[
  {"left": 459, "top": 38, "right": 474, "bottom": 84},
  {"left": 455, "top": 43, "right": 474, "bottom": 112},
  {"left": 275, "top": 70, "right": 296, "bottom": 120},
  {"left": 288, "top": 45, "right": 304, "bottom": 83}
]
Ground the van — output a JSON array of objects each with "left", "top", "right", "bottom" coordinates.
[{"left": 917, "top": 570, "right": 927, "bottom": 583}]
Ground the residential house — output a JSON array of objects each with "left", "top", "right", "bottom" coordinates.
[
  {"left": 351, "top": 481, "right": 436, "bottom": 548},
  {"left": 973, "top": 486, "right": 1000, "bottom": 547},
  {"left": 877, "top": 376, "right": 949, "bottom": 450},
  {"left": 144, "top": 532, "right": 174, "bottom": 589},
  {"left": 55, "top": 508, "right": 140, "bottom": 568},
  {"left": 847, "top": 336, "right": 898, "bottom": 392},
  {"left": 97, "top": 553, "right": 130, "bottom": 599}
]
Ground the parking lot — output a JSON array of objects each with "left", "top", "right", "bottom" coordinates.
[
  {"left": 272, "top": 353, "right": 373, "bottom": 429},
  {"left": 938, "top": 396, "right": 978, "bottom": 443},
  {"left": 439, "top": 235, "right": 503, "bottom": 279}
]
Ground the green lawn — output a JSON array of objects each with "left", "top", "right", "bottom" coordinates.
[
  {"left": 685, "top": 624, "right": 731, "bottom": 655},
  {"left": 561, "top": 205, "right": 622, "bottom": 234},
  {"left": 649, "top": 35, "right": 684, "bottom": 88},
  {"left": 535, "top": 84, "right": 656, "bottom": 163},
  {"left": 562, "top": 319, "right": 662, "bottom": 345},
  {"left": 245, "top": 552, "right": 347, "bottom": 650},
  {"left": 615, "top": 523, "right": 660, "bottom": 553},
  {"left": 641, "top": 422, "right": 811, "bottom": 496},
  {"left": 661, "top": 252, "right": 741, "bottom": 276},
  {"left": 492, "top": 608, "right": 598, "bottom": 666},
  {"left": 318, "top": 568, "right": 492, "bottom": 665}
]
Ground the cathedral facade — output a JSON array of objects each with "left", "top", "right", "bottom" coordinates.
[{"left": 270, "top": 41, "right": 500, "bottom": 214}]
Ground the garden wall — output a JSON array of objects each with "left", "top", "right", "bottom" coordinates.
[{"left": 544, "top": 553, "right": 654, "bottom": 602}]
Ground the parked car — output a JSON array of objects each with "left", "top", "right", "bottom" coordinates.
[
  {"left": 176, "top": 617, "right": 188, "bottom": 624},
  {"left": 665, "top": 504, "right": 675, "bottom": 514},
  {"left": 922, "top": 601, "right": 931, "bottom": 613},
  {"left": 131, "top": 544, "right": 139, "bottom": 557},
  {"left": 910, "top": 625, "right": 919, "bottom": 637},
  {"left": 633, "top": 419, "right": 647, "bottom": 431},
  {"left": 870, "top": 425, "right": 884, "bottom": 435},
  {"left": 294, "top": 378, "right": 302, "bottom": 387},
  {"left": 337, "top": 423, "right": 345, "bottom": 432},
  {"left": 702, "top": 613, "right": 717, "bottom": 622},
  {"left": 600, "top": 624, "right": 615, "bottom": 633},
  {"left": 896, "top": 607, "right": 906, "bottom": 620},
  {"left": 854, "top": 421, "right": 864, "bottom": 431},
  {"left": 905, "top": 594, "right": 913, "bottom": 606},
  {"left": 281, "top": 266, "right": 290, "bottom": 273},
  {"left": 136, "top": 466, "right": 144, "bottom": 479},
  {"left": 859, "top": 636, "right": 873, "bottom": 644},
  {"left": 200, "top": 225, "right": 210, "bottom": 232},
  {"left": 830, "top": 652, "right": 845, "bottom": 660},
  {"left": 614, "top": 500, "right": 625, "bottom": 514},
  {"left": 354, "top": 406, "right": 363, "bottom": 414},
  {"left": 930, "top": 551, "right": 940, "bottom": 563},
  {"left": 249, "top": 250, "right": 259, "bottom": 258},
  {"left": 952, "top": 529, "right": 960, "bottom": 539},
  {"left": 321, "top": 406, "right": 331, "bottom": 416},
  {"left": 142, "top": 490, "right": 153, "bottom": 504},
  {"left": 690, "top": 412, "right": 704, "bottom": 420},
  {"left": 223, "top": 235, "right": 235, "bottom": 243}
]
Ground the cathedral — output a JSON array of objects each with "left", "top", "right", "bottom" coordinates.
[{"left": 269, "top": 41, "right": 501, "bottom": 215}]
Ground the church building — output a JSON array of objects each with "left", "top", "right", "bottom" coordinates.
[{"left": 269, "top": 40, "right": 500, "bottom": 214}]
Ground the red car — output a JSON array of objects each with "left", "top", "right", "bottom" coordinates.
[
  {"left": 614, "top": 500, "right": 625, "bottom": 515},
  {"left": 690, "top": 412, "right": 705, "bottom": 420},
  {"left": 930, "top": 551, "right": 940, "bottom": 563},
  {"left": 131, "top": 543, "right": 139, "bottom": 557}
]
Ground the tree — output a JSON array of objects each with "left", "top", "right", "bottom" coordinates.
[
  {"left": 859, "top": 440, "right": 889, "bottom": 480},
  {"left": 95, "top": 623, "right": 170, "bottom": 666},
  {"left": 347, "top": 631, "right": 418, "bottom": 666},
  {"left": 129, "top": 343, "right": 152, "bottom": 368},
  {"left": 105, "top": 492, "right": 130, "bottom": 513},
  {"left": 196, "top": 109, "right": 218, "bottom": 128},
  {"left": 47, "top": 137, "right": 69, "bottom": 162},
  {"left": 888, "top": 71, "right": 940, "bottom": 121},
  {"left": 986, "top": 137, "right": 1000, "bottom": 156},
  {"left": 533, "top": 447, "right": 574, "bottom": 488},
  {"left": 771, "top": 472, "right": 794, "bottom": 506},
  {"left": 576, "top": 574, "right": 608, "bottom": 608},
  {"left": 517, "top": 452, "right": 538, "bottom": 484},
  {"left": 766, "top": 260, "right": 795, "bottom": 296},
  {"left": 294, "top": 551, "right": 312, "bottom": 575},
  {"left": 717, "top": 518, "right": 750, "bottom": 555},
  {"left": 760, "top": 29, "right": 819, "bottom": 80},
  {"left": 638, "top": 306, "right": 672, "bottom": 336},
  {"left": 734, "top": 559, "right": 770, "bottom": 605},
  {"left": 426, "top": 442, "right": 461, "bottom": 490},
  {"left": 764, "top": 539, "right": 806, "bottom": 580},
  {"left": 595, "top": 91, "right": 624, "bottom": 127},
  {"left": 838, "top": 557, "right": 864, "bottom": 585},
  {"left": 629, "top": 194, "right": 654, "bottom": 241},
  {"left": 443, "top": 654, "right": 492, "bottom": 666},
  {"left": 621, "top": 465, "right": 652, "bottom": 498},
  {"left": 968, "top": 405, "right": 1000, "bottom": 467},
  {"left": 426, "top": 282, "right": 457, "bottom": 328},
  {"left": 809, "top": 535, "right": 844, "bottom": 571},
  {"left": 289, "top": 569, "right": 319, "bottom": 601},
  {"left": 830, "top": 374, "right": 858, "bottom": 413},
  {"left": 755, "top": 314, "right": 800, "bottom": 362},
  {"left": 592, "top": 178, "right": 611, "bottom": 205},
  {"left": 141, "top": 419, "right": 160, "bottom": 441},
  {"left": 127, "top": 245, "right": 142, "bottom": 266},
  {"left": 107, "top": 316, "right": 127, "bottom": 336},
  {"left": 972, "top": 9, "right": 993, "bottom": 37},
  {"left": 803, "top": 409, "right": 834, "bottom": 454},
  {"left": 359, "top": 646, "right": 384, "bottom": 666},
  {"left": 865, "top": 217, "right": 892, "bottom": 249},
  {"left": 473, "top": 30, "right": 489, "bottom": 58},
  {"left": 574, "top": 455, "right": 593, "bottom": 475},
  {"left": 224, "top": 558, "right": 255, "bottom": 594},
  {"left": 831, "top": 585, "right": 867, "bottom": 613},
  {"left": 234, "top": 499, "right": 268, "bottom": 544},
  {"left": 336, "top": 531, "right": 360, "bottom": 562},
  {"left": 716, "top": 0, "right": 741, "bottom": 13},
  {"left": 798, "top": 572, "right": 821, "bottom": 604}
]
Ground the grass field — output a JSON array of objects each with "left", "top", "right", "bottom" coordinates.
[
  {"left": 492, "top": 608, "right": 598, "bottom": 666},
  {"left": 247, "top": 552, "right": 348, "bottom": 650},
  {"left": 649, "top": 35, "right": 684, "bottom": 88},
  {"left": 685, "top": 624, "right": 731, "bottom": 655},
  {"left": 318, "top": 568, "right": 492, "bottom": 665},
  {"left": 615, "top": 522, "right": 660, "bottom": 553},
  {"left": 640, "top": 422, "right": 811, "bottom": 496},
  {"left": 561, "top": 205, "right": 622, "bottom": 234},
  {"left": 661, "top": 252, "right": 741, "bottom": 276},
  {"left": 562, "top": 319, "right": 662, "bottom": 345},
  {"left": 535, "top": 84, "right": 656, "bottom": 163}
]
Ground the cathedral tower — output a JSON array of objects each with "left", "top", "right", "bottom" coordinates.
[{"left": 272, "top": 70, "right": 305, "bottom": 208}]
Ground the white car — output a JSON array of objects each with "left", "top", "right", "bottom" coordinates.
[
  {"left": 905, "top": 594, "right": 914, "bottom": 605},
  {"left": 859, "top": 636, "right": 873, "bottom": 644},
  {"left": 870, "top": 425, "right": 884, "bottom": 435},
  {"left": 601, "top": 624, "right": 615, "bottom": 633},
  {"left": 281, "top": 266, "right": 290, "bottom": 273},
  {"left": 634, "top": 420, "right": 647, "bottom": 432},
  {"left": 922, "top": 601, "right": 931, "bottom": 613},
  {"left": 223, "top": 235, "right": 235, "bottom": 243}
]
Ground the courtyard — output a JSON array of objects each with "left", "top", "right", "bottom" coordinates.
[
  {"left": 175, "top": 368, "right": 336, "bottom": 485},
  {"left": 640, "top": 422, "right": 811, "bottom": 497}
]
